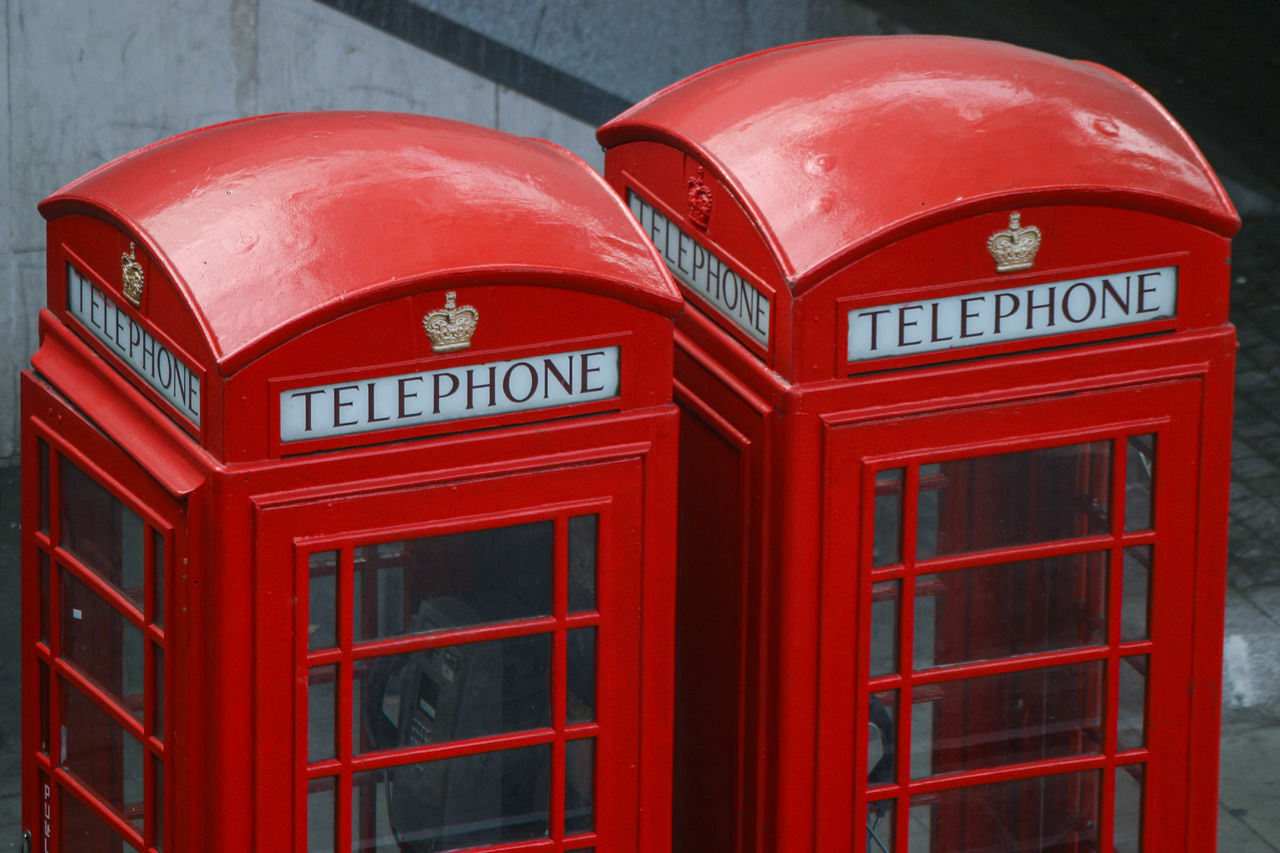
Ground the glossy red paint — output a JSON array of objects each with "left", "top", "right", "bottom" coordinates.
[
  {"left": 600, "top": 36, "right": 1239, "bottom": 853},
  {"left": 23, "top": 113, "right": 680, "bottom": 852}
]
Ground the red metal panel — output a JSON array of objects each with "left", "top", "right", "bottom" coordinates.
[{"left": 600, "top": 36, "right": 1237, "bottom": 288}]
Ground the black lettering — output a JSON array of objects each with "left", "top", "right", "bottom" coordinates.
[
  {"left": 542, "top": 357, "right": 573, "bottom": 397},
  {"left": 677, "top": 229, "right": 692, "bottom": 273},
  {"left": 128, "top": 322, "right": 142, "bottom": 359},
  {"left": 857, "top": 308, "right": 892, "bottom": 351},
  {"left": 89, "top": 285, "right": 103, "bottom": 328},
  {"left": 332, "top": 384, "right": 359, "bottom": 427},
  {"left": 705, "top": 255, "right": 721, "bottom": 297},
  {"left": 691, "top": 242, "right": 707, "bottom": 284},
  {"left": 755, "top": 291, "right": 769, "bottom": 335},
  {"left": 994, "top": 292, "right": 1020, "bottom": 334},
  {"left": 580, "top": 351, "right": 607, "bottom": 394},
  {"left": 427, "top": 374, "right": 453, "bottom": 415},
  {"left": 172, "top": 364, "right": 187, "bottom": 407},
  {"left": 960, "top": 295, "right": 987, "bottom": 338},
  {"left": 397, "top": 376, "right": 426, "bottom": 417},
  {"left": 113, "top": 305, "right": 127, "bottom": 350},
  {"left": 156, "top": 349, "right": 173, "bottom": 388},
  {"left": 898, "top": 304, "right": 924, "bottom": 347},
  {"left": 503, "top": 361, "right": 538, "bottom": 403},
  {"left": 367, "top": 382, "right": 390, "bottom": 422},
  {"left": 1062, "top": 281, "right": 1098, "bottom": 323},
  {"left": 1137, "top": 272, "right": 1162, "bottom": 313},
  {"left": 466, "top": 366, "right": 498, "bottom": 409},
  {"left": 141, "top": 335, "right": 155, "bottom": 374},
  {"left": 722, "top": 269, "right": 740, "bottom": 310},
  {"left": 187, "top": 379, "right": 200, "bottom": 418},
  {"left": 1026, "top": 286, "right": 1055, "bottom": 329},
  {"left": 930, "top": 302, "right": 953, "bottom": 343},
  {"left": 1101, "top": 277, "right": 1131, "bottom": 319},
  {"left": 291, "top": 389, "right": 326, "bottom": 433},
  {"left": 737, "top": 276, "right": 754, "bottom": 321}
]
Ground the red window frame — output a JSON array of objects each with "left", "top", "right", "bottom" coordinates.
[{"left": 819, "top": 379, "right": 1203, "bottom": 852}]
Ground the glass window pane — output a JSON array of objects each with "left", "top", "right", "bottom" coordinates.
[
  {"left": 567, "top": 627, "right": 596, "bottom": 724},
  {"left": 61, "top": 785, "right": 141, "bottom": 853},
  {"left": 565, "top": 738, "right": 595, "bottom": 835},
  {"left": 1114, "top": 763, "right": 1144, "bottom": 853},
  {"left": 309, "top": 666, "right": 337, "bottom": 762},
  {"left": 153, "top": 756, "right": 164, "bottom": 851},
  {"left": 352, "top": 744, "right": 550, "bottom": 852},
  {"left": 869, "top": 581, "right": 899, "bottom": 678},
  {"left": 868, "top": 690, "right": 897, "bottom": 787},
  {"left": 153, "top": 530, "right": 165, "bottom": 630},
  {"left": 39, "top": 661, "right": 50, "bottom": 754},
  {"left": 309, "top": 551, "right": 337, "bottom": 652},
  {"left": 153, "top": 645, "right": 165, "bottom": 741},
  {"left": 872, "top": 468, "right": 903, "bottom": 567},
  {"left": 60, "top": 458, "right": 145, "bottom": 610},
  {"left": 1125, "top": 434, "right": 1155, "bottom": 532},
  {"left": 40, "top": 551, "right": 50, "bottom": 644},
  {"left": 911, "top": 661, "right": 1104, "bottom": 779},
  {"left": 1118, "top": 655, "right": 1148, "bottom": 751},
  {"left": 39, "top": 440, "right": 50, "bottom": 534},
  {"left": 354, "top": 522, "right": 552, "bottom": 643},
  {"left": 1122, "top": 547, "right": 1151, "bottom": 642},
  {"left": 354, "top": 634, "right": 551, "bottom": 754},
  {"left": 61, "top": 682, "right": 145, "bottom": 822},
  {"left": 917, "top": 441, "right": 1111, "bottom": 559},
  {"left": 914, "top": 552, "right": 1107, "bottom": 670},
  {"left": 308, "top": 776, "right": 336, "bottom": 853},
  {"left": 61, "top": 568, "right": 145, "bottom": 720},
  {"left": 909, "top": 770, "right": 1100, "bottom": 853},
  {"left": 867, "top": 799, "right": 894, "bottom": 853},
  {"left": 569, "top": 515, "right": 598, "bottom": 613}
]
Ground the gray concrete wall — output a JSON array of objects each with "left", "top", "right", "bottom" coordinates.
[{"left": 0, "top": 0, "right": 636, "bottom": 459}]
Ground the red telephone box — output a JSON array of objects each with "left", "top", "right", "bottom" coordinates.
[
  {"left": 20, "top": 111, "right": 682, "bottom": 852},
  {"left": 599, "top": 36, "right": 1239, "bottom": 853}
]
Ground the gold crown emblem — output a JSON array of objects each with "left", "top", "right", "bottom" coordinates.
[
  {"left": 688, "top": 166, "right": 713, "bottom": 229},
  {"left": 423, "top": 291, "right": 479, "bottom": 353},
  {"left": 987, "top": 212, "right": 1042, "bottom": 273},
  {"left": 122, "top": 242, "right": 145, "bottom": 307}
]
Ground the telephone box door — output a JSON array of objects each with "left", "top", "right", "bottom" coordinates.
[
  {"left": 823, "top": 378, "right": 1207, "bottom": 852},
  {"left": 257, "top": 456, "right": 650, "bottom": 852}
]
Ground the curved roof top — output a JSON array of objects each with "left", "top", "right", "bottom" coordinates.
[
  {"left": 599, "top": 36, "right": 1238, "bottom": 287},
  {"left": 43, "top": 111, "right": 682, "bottom": 371}
]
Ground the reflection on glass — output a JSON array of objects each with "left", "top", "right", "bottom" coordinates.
[
  {"left": 1114, "top": 763, "right": 1144, "bottom": 853},
  {"left": 354, "top": 633, "right": 551, "bottom": 755},
  {"left": 307, "top": 776, "right": 336, "bottom": 853},
  {"left": 1122, "top": 547, "right": 1151, "bottom": 642},
  {"left": 61, "top": 784, "right": 142, "bottom": 852},
  {"left": 39, "top": 661, "right": 50, "bottom": 753},
  {"left": 917, "top": 441, "right": 1111, "bottom": 559},
  {"left": 565, "top": 738, "right": 595, "bottom": 835},
  {"left": 568, "top": 628, "right": 596, "bottom": 724},
  {"left": 154, "top": 755, "right": 164, "bottom": 851},
  {"left": 39, "top": 440, "right": 50, "bottom": 534},
  {"left": 909, "top": 771, "right": 1100, "bottom": 853},
  {"left": 61, "top": 682, "right": 145, "bottom": 821},
  {"left": 913, "top": 552, "right": 1107, "bottom": 670},
  {"left": 309, "top": 551, "right": 337, "bottom": 651},
  {"left": 153, "top": 529, "right": 166, "bottom": 629},
  {"left": 309, "top": 666, "right": 336, "bottom": 762},
  {"left": 1125, "top": 434, "right": 1155, "bottom": 532},
  {"left": 353, "top": 522, "right": 552, "bottom": 642},
  {"left": 154, "top": 645, "right": 165, "bottom": 740},
  {"left": 352, "top": 744, "right": 551, "bottom": 852},
  {"left": 867, "top": 799, "right": 894, "bottom": 853},
  {"left": 869, "top": 582, "right": 899, "bottom": 677},
  {"left": 911, "top": 661, "right": 1104, "bottom": 778},
  {"left": 60, "top": 457, "right": 146, "bottom": 609},
  {"left": 868, "top": 691, "right": 896, "bottom": 788},
  {"left": 1118, "top": 656, "right": 1148, "bottom": 751},
  {"left": 872, "top": 468, "right": 904, "bottom": 567},
  {"left": 61, "top": 567, "right": 145, "bottom": 719},
  {"left": 569, "top": 515, "right": 598, "bottom": 613}
]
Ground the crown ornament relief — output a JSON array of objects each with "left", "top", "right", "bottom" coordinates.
[
  {"left": 121, "top": 242, "right": 145, "bottom": 307},
  {"left": 423, "top": 291, "right": 479, "bottom": 353},
  {"left": 688, "top": 166, "right": 713, "bottom": 229},
  {"left": 987, "top": 212, "right": 1042, "bottom": 273}
]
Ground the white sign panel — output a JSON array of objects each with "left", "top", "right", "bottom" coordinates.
[
  {"left": 847, "top": 266, "right": 1178, "bottom": 361},
  {"left": 66, "top": 263, "right": 201, "bottom": 425},
  {"left": 628, "top": 190, "right": 770, "bottom": 346},
  {"left": 280, "top": 346, "right": 620, "bottom": 442}
]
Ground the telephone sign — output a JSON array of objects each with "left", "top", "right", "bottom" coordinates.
[
  {"left": 601, "top": 35, "right": 1239, "bottom": 853},
  {"left": 22, "top": 111, "right": 681, "bottom": 852}
]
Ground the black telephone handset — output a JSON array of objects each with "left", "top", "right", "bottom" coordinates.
[{"left": 362, "top": 597, "right": 549, "bottom": 852}]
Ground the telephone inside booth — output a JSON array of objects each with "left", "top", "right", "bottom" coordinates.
[
  {"left": 309, "top": 516, "right": 599, "bottom": 852},
  {"left": 856, "top": 400, "right": 1174, "bottom": 853}
]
